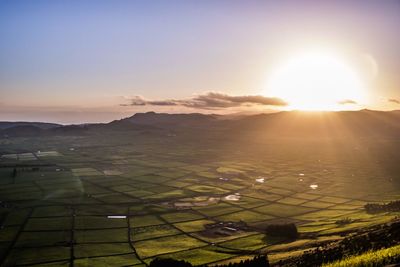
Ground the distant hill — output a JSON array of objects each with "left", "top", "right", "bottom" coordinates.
[
  {"left": 228, "top": 109, "right": 400, "bottom": 138},
  {"left": 101, "top": 119, "right": 161, "bottom": 131},
  {"left": 0, "top": 125, "right": 45, "bottom": 137},
  {"left": 0, "top": 117, "right": 161, "bottom": 137},
  {"left": 0, "top": 121, "right": 60, "bottom": 130},
  {"left": 123, "top": 111, "right": 218, "bottom": 128},
  {"left": 2, "top": 110, "right": 400, "bottom": 138},
  {"left": 118, "top": 109, "right": 400, "bottom": 138},
  {"left": 0, "top": 125, "right": 90, "bottom": 137}
]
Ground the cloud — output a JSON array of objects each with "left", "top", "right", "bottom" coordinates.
[
  {"left": 121, "top": 97, "right": 179, "bottom": 106},
  {"left": 388, "top": 98, "right": 400, "bottom": 104},
  {"left": 338, "top": 99, "right": 357, "bottom": 105},
  {"left": 123, "top": 92, "right": 287, "bottom": 110}
]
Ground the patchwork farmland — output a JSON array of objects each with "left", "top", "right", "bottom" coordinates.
[{"left": 0, "top": 130, "right": 399, "bottom": 266}]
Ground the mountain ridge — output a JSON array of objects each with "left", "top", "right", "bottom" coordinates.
[{"left": 2, "top": 109, "right": 400, "bottom": 138}]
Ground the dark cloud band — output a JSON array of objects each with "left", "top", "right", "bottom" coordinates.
[{"left": 123, "top": 92, "right": 287, "bottom": 109}]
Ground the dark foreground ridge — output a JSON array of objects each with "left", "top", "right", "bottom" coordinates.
[
  {"left": 3, "top": 109, "right": 400, "bottom": 139},
  {"left": 277, "top": 220, "right": 400, "bottom": 266},
  {"left": 147, "top": 220, "right": 400, "bottom": 266}
]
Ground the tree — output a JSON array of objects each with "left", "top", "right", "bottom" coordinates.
[
  {"left": 149, "top": 258, "right": 193, "bottom": 267},
  {"left": 265, "top": 223, "right": 298, "bottom": 239}
]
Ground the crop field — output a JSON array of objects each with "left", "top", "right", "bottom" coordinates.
[
  {"left": 322, "top": 244, "right": 400, "bottom": 267},
  {"left": 1, "top": 133, "right": 400, "bottom": 266}
]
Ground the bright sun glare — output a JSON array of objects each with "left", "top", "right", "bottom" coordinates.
[{"left": 265, "top": 51, "right": 366, "bottom": 111}]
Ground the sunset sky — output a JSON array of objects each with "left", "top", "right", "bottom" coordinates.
[{"left": 1, "top": 0, "right": 400, "bottom": 123}]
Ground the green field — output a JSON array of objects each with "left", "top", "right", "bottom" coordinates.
[
  {"left": 323, "top": 244, "right": 400, "bottom": 267},
  {"left": 1, "top": 132, "right": 400, "bottom": 266}
]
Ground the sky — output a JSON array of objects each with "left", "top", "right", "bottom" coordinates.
[{"left": 1, "top": 0, "right": 400, "bottom": 123}]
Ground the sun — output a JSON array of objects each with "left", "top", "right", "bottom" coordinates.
[{"left": 264, "top": 50, "right": 366, "bottom": 110}]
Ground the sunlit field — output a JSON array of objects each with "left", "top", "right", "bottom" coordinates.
[{"left": 1, "top": 119, "right": 400, "bottom": 266}]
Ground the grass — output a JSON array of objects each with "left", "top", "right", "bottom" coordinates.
[
  {"left": 32, "top": 206, "right": 72, "bottom": 217},
  {"left": 74, "top": 254, "right": 141, "bottom": 266},
  {"left": 278, "top": 197, "right": 308, "bottom": 206},
  {"left": 143, "top": 189, "right": 189, "bottom": 200},
  {"left": 254, "top": 203, "right": 315, "bottom": 217},
  {"left": 75, "top": 228, "right": 128, "bottom": 243},
  {"left": 186, "top": 185, "right": 228, "bottom": 195},
  {"left": 156, "top": 245, "right": 235, "bottom": 266},
  {"left": 131, "top": 215, "right": 164, "bottom": 228},
  {"left": 161, "top": 211, "right": 204, "bottom": 223},
  {"left": 294, "top": 209, "right": 355, "bottom": 221},
  {"left": 227, "top": 196, "right": 264, "bottom": 209},
  {"left": 125, "top": 189, "right": 155, "bottom": 198},
  {"left": 292, "top": 193, "right": 321, "bottom": 200},
  {"left": 0, "top": 226, "right": 19, "bottom": 242},
  {"left": 216, "top": 167, "right": 244, "bottom": 174},
  {"left": 36, "top": 151, "right": 61, "bottom": 157},
  {"left": 16, "top": 231, "right": 70, "bottom": 247},
  {"left": 319, "top": 196, "right": 349, "bottom": 204},
  {"left": 74, "top": 243, "right": 133, "bottom": 258},
  {"left": 219, "top": 234, "right": 268, "bottom": 251},
  {"left": 4, "top": 246, "right": 70, "bottom": 265},
  {"left": 298, "top": 222, "right": 337, "bottom": 233},
  {"left": 301, "top": 201, "right": 336, "bottom": 209},
  {"left": 2, "top": 133, "right": 400, "bottom": 266},
  {"left": 131, "top": 225, "right": 180, "bottom": 241},
  {"left": 92, "top": 193, "right": 136, "bottom": 203},
  {"left": 72, "top": 168, "right": 103, "bottom": 176},
  {"left": 132, "top": 175, "right": 171, "bottom": 184},
  {"left": 24, "top": 217, "right": 71, "bottom": 231},
  {"left": 75, "top": 216, "right": 127, "bottom": 229},
  {"left": 194, "top": 203, "right": 243, "bottom": 217},
  {"left": 110, "top": 184, "right": 137, "bottom": 192},
  {"left": 76, "top": 205, "right": 128, "bottom": 216},
  {"left": 241, "top": 191, "right": 282, "bottom": 202},
  {"left": 134, "top": 234, "right": 207, "bottom": 258},
  {"left": 269, "top": 248, "right": 313, "bottom": 264},
  {"left": 174, "top": 219, "right": 214, "bottom": 232},
  {"left": 217, "top": 210, "right": 273, "bottom": 223},
  {"left": 323, "top": 244, "right": 400, "bottom": 267}
]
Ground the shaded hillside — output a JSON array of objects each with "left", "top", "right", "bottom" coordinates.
[
  {"left": 0, "top": 120, "right": 161, "bottom": 137},
  {"left": 2, "top": 110, "right": 400, "bottom": 138},
  {"left": 0, "top": 125, "right": 45, "bottom": 137},
  {"left": 276, "top": 219, "right": 400, "bottom": 267},
  {"left": 0, "top": 121, "right": 60, "bottom": 130},
  {"left": 228, "top": 109, "right": 400, "bottom": 139},
  {"left": 105, "top": 119, "right": 161, "bottom": 131},
  {"left": 123, "top": 111, "right": 218, "bottom": 128}
]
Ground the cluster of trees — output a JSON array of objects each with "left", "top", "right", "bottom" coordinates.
[
  {"left": 149, "top": 255, "right": 269, "bottom": 267},
  {"left": 265, "top": 223, "right": 298, "bottom": 239},
  {"left": 278, "top": 220, "right": 400, "bottom": 266},
  {"left": 149, "top": 258, "right": 192, "bottom": 267},
  {"left": 213, "top": 256, "right": 269, "bottom": 267},
  {"left": 365, "top": 201, "right": 400, "bottom": 214},
  {"left": 335, "top": 217, "right": 353, "bottom": 226}
]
